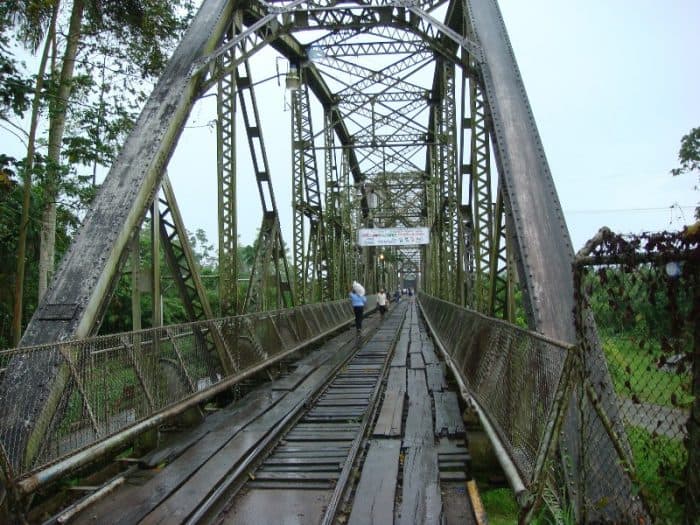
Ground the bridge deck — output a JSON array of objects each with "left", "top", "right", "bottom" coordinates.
[{"left": 70, "top": 301, "right": 478, "bottom": 524}]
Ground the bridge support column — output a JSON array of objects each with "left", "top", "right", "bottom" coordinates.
[{"left": 217, "top": 22, "right": 238, "bottom": 317}]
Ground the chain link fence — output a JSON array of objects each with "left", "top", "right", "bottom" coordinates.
[
  {"left": 0, "top": 297, "right": 375, "bottom": 494},
  {"left": 417, "top": 293, "right": 575, "bottom": 518},
  {"left": 574, "top": 227, "right": 699, "bottom": 523}
]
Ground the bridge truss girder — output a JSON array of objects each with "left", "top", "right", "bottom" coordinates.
[{"left": 0, "top": 0, "right": 635, "bottom": 517}]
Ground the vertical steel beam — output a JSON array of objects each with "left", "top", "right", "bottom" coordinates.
[
  {"left": 217, "top": 23, "right": 238, "bottom": 317},
  {"left": 234, "top": 58, "right": 294, "bottom": 312},
  {"left": 489, "top": 186, "right": 514, "bottom": 322},
  {"left": 131, "top": 235, "right": 141, "bottom": 332},
  {"left": 442, "top": 61, "right": 459, "bottom": 302},
  {"left": 431, "top": 59, "right": 459, "bottom": 302},
  {"left": 342, "top": 150, "right": 359, "bottom": 289},
  {"left": 292, "top": 91, "right": 306, "bottom": 304},
  {"left": 150, "top": 199, "right": 161, "bottom": 330},
  {"left": 468, "top": 75, "right": 493, "bottom": 313},
  {"left": 323, "top": 109, "right": 342, "bottom": 299},
  {"left": 291, "top": 76, "right": 329, "bottom": 303}
]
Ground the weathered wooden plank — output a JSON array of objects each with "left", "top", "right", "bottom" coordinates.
[
  {"left": 437, "top": 453, "right": 471, "bottom": 462},
  {"left": 77, "top": 339, "right": 357, "bottom": 525},
  {"left": 391, "top": 331, "right": 410, "bottom": 366},
  {"left": 252, "top": 471, "right": 340, "bottom": 481},
  {"left": 405, "top": 369, "right": 432, "bottom": 443},
  {"left": 285, "top": 431, "right": 357, "bottom": 440},
  {"left": 271, "top": 364, "right": 314, "bottom": 391},
  {"left": 275, "top": 450, "right": 348, "bottom": 459},
  {"left": 439, "top": 461, "right": 469, "bottom": 470},
  {"left": 140, "top": 387, "right": 280, "bottom": 468},
  {"left": 293, "top": 423, "right": 360, "bottom": 431},
  {"left": 373, "top": 390, "right": 405, "bottom": 437},
  {"left": 434, "top": 392, "right": 465, "bottom": 437},
  {"left": 140, "top": 428, "right": 267, "bottom": 525},
  {"left": 421, "top": 342, "right": 439, "bottom": 365},
  {"left": 348, "top": 439, "right": 401, "bottom": 525},
  {"left": 259, "top": 464, "right": 342, "bottom": 472},
  {"left": 316, "top": 399, "right": 371, "bottom": 406},
  {"left": 263, "top": 456, "right": 345, "bottom": 466},
  {"left": 72, "top": 391, "right": 284, "bottom": 525},
  {"left": 440, "top": 471, "right": 467, "bottom": 481},
  {"left": 426, "top": 364, "right": 446, "bottom": 393},
  {"left": 386, "top": 366, "right": 406, "bottom": 392},
  {"left": 245, "top": 481, "right": 333, "bottom": 490},
  {"left": 410, "top": 352, "right": 425, "bottom": 369},
  {"left": 398, "top": 443, "right": 442, "bottom": 525}
]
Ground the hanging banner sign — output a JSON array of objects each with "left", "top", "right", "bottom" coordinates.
[{"left": 358, "top": 227, "right": 430, "bottom": 246}]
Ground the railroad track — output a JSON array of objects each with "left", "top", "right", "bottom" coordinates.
[
  {"left": 64, "top": 301, "right": 476, "bottom": 524},
  {"left": 199, "top": 303, "right": 408, "bottom": 524}
]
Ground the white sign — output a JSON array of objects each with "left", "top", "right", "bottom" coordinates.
[{"left": 358, "top": 227, "right": 430, "bottom": 246}]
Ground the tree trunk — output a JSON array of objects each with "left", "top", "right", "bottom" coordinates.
[
  {"left": 37, "top": 0, "right": 85, "bottom": 301},
  {"left": 12, "top": 4, "right": 59, "bottom": 346}
]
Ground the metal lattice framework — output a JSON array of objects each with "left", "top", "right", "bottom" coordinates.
[
  {"left": 217, "top": 25, "right": 238, "bottom": 317},
  {"left": 0, "top": 0, "right": 642, "bottom": 519}
]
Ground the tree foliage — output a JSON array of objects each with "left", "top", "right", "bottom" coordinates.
[
  {"left": 0, "top": 38, "right": 32, "bottom": 121},
  {"left": 671, "top": 126, "right": 700, "bottom": 219},
  {"left": 0, "top": 0, "right": 197, "bottom": 345}
]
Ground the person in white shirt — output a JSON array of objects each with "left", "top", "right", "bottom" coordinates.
[{"left": 377, "top": 289, "right": 388, "bottom": 320}]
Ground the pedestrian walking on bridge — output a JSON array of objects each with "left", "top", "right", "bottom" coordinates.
[
  {"left": 349, "top": 282, "right": 367, "bottom": 333},
  {"left": 377, "top": 289, "right": 388, "bottom": 320}
]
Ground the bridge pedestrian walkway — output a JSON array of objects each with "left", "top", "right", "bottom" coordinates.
[{"left": 69, "top": 300, "right": 479, "bottom": 524}]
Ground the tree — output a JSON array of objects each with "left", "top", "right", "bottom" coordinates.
[
  {"left": 671, "top": 126, "right": 700, "bottom": 220},
  {"left": 4, "top": 2, "right": 59, "bottom": 345},
  {"left": 99, "top": 224, "right": 220, "bottom": 335},
  {"left": 3, "top": 0, "right": 195, "bottom": 343}
]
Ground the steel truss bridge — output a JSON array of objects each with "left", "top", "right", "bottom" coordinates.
[{"left": 0, "top": 0, "right": 648, "bottom": 522}]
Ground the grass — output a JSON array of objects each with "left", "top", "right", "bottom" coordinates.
[
  {"left": 628, "top": 426, "right": 686, "bottom": 524},
  {"left": 602, "top": 334, "right": 693, "bottom": 408},
  {"left": 480, "top": 487, "right": 519, "bottom": 525}
]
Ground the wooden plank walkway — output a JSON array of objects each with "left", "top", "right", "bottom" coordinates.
[
  {"left": 351, "top": 301, "right": 476, "bottom": 525},
  {"left": 69, "top": 301, "right": 477, "bottom": 525},
  {"left": 347, "top": 439, "right": 401, "bottom": 525}
]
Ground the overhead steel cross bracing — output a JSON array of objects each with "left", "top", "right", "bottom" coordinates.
[
  {"left": 313, "top": 39, "right": 427, "bottom": 57},
  {"left": 338, "top": 90, "right": 430, "bottom": 105},
  {"left": 332, "top": 52, "right": 433, "bottom": 98},
  {"left": 323, "top": 110, "right": 350, "bottom": 299},
  {"left": 371, "top": 173, "right": 425, "bottom": 227}
]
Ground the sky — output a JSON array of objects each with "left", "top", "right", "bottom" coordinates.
[
  {"left": 496, "top": 0, "right": 699, "bottom": 249},
  {"left": 4, "top": 1, "right": 699, "bottom": 255}
]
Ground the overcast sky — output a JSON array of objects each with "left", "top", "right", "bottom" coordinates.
[{"left": 497, "top": 0, "right": 699, "bottom": 248}]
